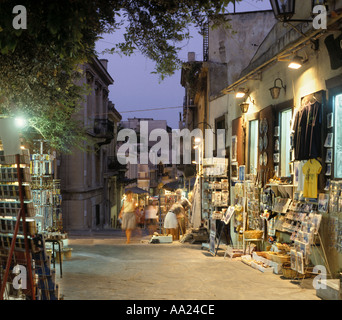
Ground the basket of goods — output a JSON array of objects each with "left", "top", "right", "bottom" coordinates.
[
  {"left": 282, "top": 263, "right": 298, "bottom": 279},
  {"left": 270, "top": 253, "right": 290, "bottom": 264},
  {"left": 243, "top": 230, "right": 263, "bottom": 239},
  {"left": 254, "top": 251, "right": 269, "bottom": 259},
  {"left": 276, "top": 243, "right": 291, "bottom": 252},
  {"left": 264, "top": 251, "right": 275, "bottom": 260}
]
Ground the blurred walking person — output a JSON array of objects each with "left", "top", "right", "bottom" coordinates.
[
  {"left": 145, "top": 200, "right": 159, "bottom": 235},
  {"left": 118, "top": 190, "right": 137, "bottom": 244}
]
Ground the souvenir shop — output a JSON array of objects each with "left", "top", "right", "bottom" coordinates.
[
  {"left": 211, "top": 19, "right": 342, "bottom": 286},
  {"left": 0, "top": 124, "right": 68, "bottom": 300}
]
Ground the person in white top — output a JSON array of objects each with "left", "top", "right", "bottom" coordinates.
[
  {"left": 119, "top": 190, "right": 137, "bottom": 244},
  {"left": 145, "top": 200, "right": 159, "bottom": 234},
  {"left": 164, "top": 198, "right": 191, "bottom": 240}
]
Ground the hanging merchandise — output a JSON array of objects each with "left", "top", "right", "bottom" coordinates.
[
  {"left": 292, "top": 99, "right": 322, "bottom": 161},
  {"left": 302, "top": 158, "right": 322, "bottom": 199}
]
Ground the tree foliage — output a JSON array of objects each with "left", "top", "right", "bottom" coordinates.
[{"left": 0, "top": 0, "right": 236, "bottom": 152}]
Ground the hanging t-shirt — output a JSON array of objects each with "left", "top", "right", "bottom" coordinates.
[
  {"left": 296, "top": 160, "right": 307, "bottom": 192},
  {"left": 302, "top": 159, "right": 322, "bottom": 199}
]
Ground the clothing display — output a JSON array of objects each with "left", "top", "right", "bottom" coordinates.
[
  {"left": 302, "top": 158, "right": 322, "bottom": 199},
  {"left": 296, "top": 160, "right": 306, "bottom": 192},
  {"left": 293, "top": 101, "right": 322, "bottom": 160}
]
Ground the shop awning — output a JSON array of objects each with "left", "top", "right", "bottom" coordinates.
[{"left": 125, "top": 186, "right": 149, "bottom": 194}]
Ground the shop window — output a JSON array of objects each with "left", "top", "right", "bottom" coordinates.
[
  {"left": 334, "top": 93, "right": 342, "bottom": 178},
  {"left": 248, "top": 120, "right": 259, "bottom": 175},
  {"left": 280, "top": 108, "right": 292, "bottom": 177}
]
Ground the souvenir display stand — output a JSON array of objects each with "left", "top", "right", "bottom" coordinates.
[
  {"left": 0, "top": 145, "right": 60, "bottom": 300},
  {"left": 30, "top": 140, "right": 63, "bottom": 233},
  {"left": 30, "top": 140, "right": 70, "bottom": 274},
  {"left": 201, "top": 158, "right": 230, "bottom": 255},
  {"left": 243, "top": 179, "right": 263, "bottom": 254},
  {"left": 240, "top": 177, "right": 332, "bottom": 278}
]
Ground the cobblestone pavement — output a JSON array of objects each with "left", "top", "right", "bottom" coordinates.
[{"left": 55, "top": 229, "right": 320, "bottom": 301}]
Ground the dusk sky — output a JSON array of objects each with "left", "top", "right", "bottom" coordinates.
[{"left": 95, "top": 0, "right": 271, "bottom": 129}]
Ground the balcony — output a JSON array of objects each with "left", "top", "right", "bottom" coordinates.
[
  {"left": 107, "top": 156, "right": 127, "bottom": 178},
  {"left": 93, "top": 118, "right": 114, "bottom": 139}
]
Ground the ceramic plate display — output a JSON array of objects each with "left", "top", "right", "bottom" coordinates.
[
  {"left": 275, "top": 139, "right": 279, "bottom": 151},
  {"left": 263, "top": 119, "right": 268, "bottom": 133},
  {"left": 263, "top": 134, "right": 268, "bottom": 149},
  {"left": 263, "top": 151, "right": 268, "bottom": 166},
  {"left": 259, "top": 154, "right": 263, "bottom": 166},
  {"left": 259, "top": 136, "right": 263, "bottom": 150}
]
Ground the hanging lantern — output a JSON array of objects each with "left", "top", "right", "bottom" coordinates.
[
  {"left": 270, "top": 0, "right": 296, "bottom": 22},
  {"left": 269, "top": 78, "right": 286, "bottom": 99},
  {"left": 240, "top": 102, "right": 250, "bottom": 114}
]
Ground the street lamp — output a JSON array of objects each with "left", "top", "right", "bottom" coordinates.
[
  {"left": 14, "top": 117, "right": 27, "bottom": 128},
  {"left": 269, "top": 0, "right": 316, "bottom": 23},
  {"left": 270, "top": 0, "right": 296, "bottom": 22}
]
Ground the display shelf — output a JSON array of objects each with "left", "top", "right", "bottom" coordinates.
[{"left": 30, "top": 140, "right": 62, "bottom": 232}]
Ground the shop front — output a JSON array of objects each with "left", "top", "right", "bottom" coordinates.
[{"left": 217, "top": 8, "right": 342, "bottom": 292}]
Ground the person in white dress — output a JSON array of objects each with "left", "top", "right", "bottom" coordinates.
[{"left": 118, "top": 190, "right": 137, "bottom": 244}]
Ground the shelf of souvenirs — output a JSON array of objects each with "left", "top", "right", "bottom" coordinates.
[
  {"left": 272, "top": 201, "right": 321, "bottom": 237},
  {"left": 203, "top": 178, "right": 229, "bottom": 190},
  {"left": 265, "top": 178, "right": 295, "bottom": 199},
  {"left": 0, "top": 149, "right": 30, "bottom": 166}
]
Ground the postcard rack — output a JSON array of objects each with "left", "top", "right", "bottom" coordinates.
[
  {"left": 0, "top": 149, "right": 60, "bottom": 300},
  {"left": 0, "top": 152, "right": 36, "bottom": 300}
]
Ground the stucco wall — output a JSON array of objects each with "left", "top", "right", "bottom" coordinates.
[{"left": 209, "top": 11, "right": 276, "bottom": 87}]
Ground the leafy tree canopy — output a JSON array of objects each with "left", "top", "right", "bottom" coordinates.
[{"left": 0, "top": 0, "right": 236, "bottom": 152}]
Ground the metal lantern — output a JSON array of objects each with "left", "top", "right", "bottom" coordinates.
[
  {"left": 240, "top": 102, "right": 250, "bottom": 114},
  {"left": 269, "top": 78, "right": 286, "bottom": 99},
  {"left": 312, "top": 0, "right": 327, "bottom": 8},
  {"left": 270, "top": 0, "right": 296, "bottom": 22},
  {"left": 270, "top": 86, "right": 281, "bottom": 100}
]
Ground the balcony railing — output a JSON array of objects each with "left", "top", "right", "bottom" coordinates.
[
  {"left": 93, "top": 118, "right": 114, "bottom": 139},
  {"left": 107, "top": 156, "right": 127, "bottom": 173}
]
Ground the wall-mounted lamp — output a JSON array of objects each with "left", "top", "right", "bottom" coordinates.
[
  {"left": 288, "top": 55, "right": 304, "bottom": 69},
  {"left": 239, "top": 95, "right": 255, "bottom": 114},
  {"left": 269, "top": 0, "right": 320, "bottom": 50},
  {"left": 240, "top": 102, "right": 250, "bottom": 114},
  {"left": 269, "top": 78, "right": 287, "bottom": 99},
  {"left": 236, "top": 88, "right": 248, "bottom": 98}
]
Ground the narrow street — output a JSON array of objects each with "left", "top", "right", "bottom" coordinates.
[{"left": 57, "top": 231, "right": 319, "bottom": 301}]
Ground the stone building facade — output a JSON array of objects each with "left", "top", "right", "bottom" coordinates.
[{"left": 59, "top": 57, "right": 123, "bottom": 231}]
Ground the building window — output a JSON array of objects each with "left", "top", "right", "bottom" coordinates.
[
  {"left": 280, "top": 108, "right": 292, "bottom": 177},
  {"left": 248, "top": 120, "right": 259, "bottom": 175},
  {"left": 334, "top": 93, "right": 342, "bottom": 178}
]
